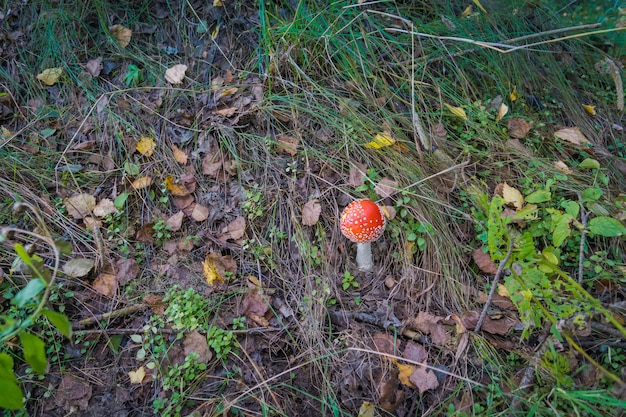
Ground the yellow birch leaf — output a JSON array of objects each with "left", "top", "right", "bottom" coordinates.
[
  {"left": 136, "top": 136, "right": 156, "bottom": 157},
  {"left": 36, "top": 68, "right": 63, "bottom": 86},
  {"left": 211, "top": 24, "right": 220, "bottom": 40},
  {"left": 357, "top": 402, "right": 375, "bottom": 417},
  {"left": 128, "top": 366, "right": 146, "bottom": 384},
  {"left": 496, "top": 103, "right": 508, "bottom": 121},
  {"left": 365, "top": 133, "right": 395, "bottom": 149},
  {"left": 497, "top": 284, "right": 510, "bottom": 298},
  {"left": 109, "top": 24, "right": 132, "bottom": 48},
  {"left": 213, "top": 0, "right": 223, "bottom": 6},
  {"left": 132, "top": 176, "right": 153, "bottom": 190},
  {"left": 444, "top": 103, "right": 468, "bottom": 120},
  {"left": 502, "top": 182, "right": 524, "bottom": 210},
  {"left": 396, "top": 361, "right": 416, "bottom": 388},
  {"left": 582, "top": 104, "right": 596, "bottom": 116},
  {"left": 203, "top": 253, "right": 225, "bottom": 286},
  {"left": 165, "top": 175, "right": 190, "bottom": 196},
  {"left": 510, "top": 87, "right": 519, "bottom": 102},
  {"left": 461, "top": 5, "right": 473, "bottom": 18}
]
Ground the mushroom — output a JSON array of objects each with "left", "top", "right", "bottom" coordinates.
[{"left": 340, "top": 199, "right": 386, "bottom": 271}]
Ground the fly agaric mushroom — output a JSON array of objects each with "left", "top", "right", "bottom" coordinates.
[{"left": 340, "top": 199, "right": 386, "bottom": 271}]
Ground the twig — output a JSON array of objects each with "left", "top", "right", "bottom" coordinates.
[
  {"left": 475, "top": 239, "right": 514, "bottom": 333},
  {"left": 577, "top": 193, "right": 589, "bottom": 284},
  {"left": 72, "top": 304, "right": 147, "bottom": 330},
  {"left": 73, "top": 327, "right": 279, "bottom": 336}
]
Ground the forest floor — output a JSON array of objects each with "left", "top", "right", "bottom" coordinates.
[{"left": 1, "top": 1, "right": 626, "bottom": 416}]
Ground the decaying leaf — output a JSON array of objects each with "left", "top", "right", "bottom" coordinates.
[
  {"left": 165, "top": 175, "right": 190, "bottom": 197},
  {"left": 277, "top": 134, "right": 299, "bottom": 155},
  {"left": 365, "top": 132, "right": 396, "bottom": 149},
  {"left": 501, "top": 183, "right": 524, "bottom": 210},
  {"left": 461, "top": 310, "right": 516, "bottom": 335},
  {"left": 374, "top": 178, "right": 399, "bottom": 199},
  {"left": 109, "top": 24, "right": 132, "bottom": 47},
  {"left": 507, "top": 118, "right": 531, "bottom": 139},
  {"left": 348, "top": 164, "right": 366, "bottom": 187},
  {"left": 202, "top": 252, "right": 237, "bottom": 287},
  {"left": 93, "top": 198, "right": 119, "bottom": 218},
  {"left": 407, "top": 311, "right": 450, "bottom": 346},
  {"left": 189, "top": 203, "right": 209, "bottom": 222},
  {"left": 224, "top": 216, "right": 246, "bottom": 241},
  {"left": 62, "top": 258, "right": 95, "bottom": 278},
  {"left": 36, "top": 67, "right": 62, "bottom": 85},
  {"left": 372, "top": 333, "right": 396, "bottom": 355},
  {"left": 128, "top": 366, "right": 146, "bottom": 384},
  {"left": 243, "top": 287, "right": 271, "bottom": 326},
  {"left": 136, "top": 136, "right": 156, "bottom": 157},
  {"left": 65, "top": 194, "right": 96, "bottom": 219},
  {"left": 403, "top": 341, "right": 428, "bottom": 363},
  {"left": 443, "top": 103, "right": 468, "bottom": 120},
  {"left": 472, "top": 248, "right": 498, "bottom": 274},
  {"left": 93, "top": 272, "right": 116, "bottom": 297},
  {"left": 409, "top": 366, "right": 439, "bottom": 394},
  {"left": 85, "top": 57, "right": 103, "bottom": 77},
  {"left": 172, "top": 144, "right": 188, "bottom": 164},
  {"left": 554, "top": 127, "right": 590, "bottom": 146},
  {"left": 183, "top": 330, "right": 212, "bottom": 363},
  {"left": 357, "top": 402, "right": 375, "bottom": 417},
  {"left": 164, "top": 64, "right": 187, "bottom": 84},
  {"left": 115, "top": 258, "right": 139, "bottom": 286},
  {"left": 302, "top": 199, "right": 321, "bottom": 226},
  {"left": 132, "top": 176, "right": 153, "bottom": 190},
  {"left": 203, "top": 253, "right": 225, "bottom": 286},
  {"left": 165, "top": 211, "right": 184, "bottom": 232}
]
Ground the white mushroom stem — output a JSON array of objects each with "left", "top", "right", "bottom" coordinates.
[{"left": 356, "top": 242, "right": 373, "bottom": 271}]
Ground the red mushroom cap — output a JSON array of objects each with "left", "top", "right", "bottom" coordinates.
[{"left": 340, "top": 199, "right": 386, "bottom": 243}]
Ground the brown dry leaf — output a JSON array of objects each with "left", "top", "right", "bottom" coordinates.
[
  {"left": 496, "top": 103, "right": 509, "bottom": 121},
  {"left": 93, "top": 198, "right": 119, "bottom": 218},
  {"left": 165, "top": 211, "right": 184, "bottom": 232},
  {"left": 132, "top": 176, "right": 153, "bottom": 190},
  {"left": 505, "top": 139, "right": 532, "bottom": 157},
  {"left": 128, "top": 367, "right": 146, "bottom": 384},
  {"left": 507, "top": 118, "right": 531, "bottom": 139},
  {"left": 136, "top": 136, "right": 156, "bottom": 157},
  {"left": 348, "top": 164, "right": 366, "bottom": 187},
  {"left": 36, "top": 67, "right": 63, "bottom": 85},
  {"left": 164, "top": 64, "right": 187, "bottom": 84},
  {"left": 502, "top": 183, "right": 524, "bottom": 209},
  {"left": 136, "top": 223, "right": 155, "bottom": 243},
  {"left": 372, "top": 333, "right": 396, "bottom": 355},
  {"left": 62, "top": 258, "right": 95, "bottom": 279},
  {"left": 172, "top": 194, "right": 194, "bottom": 210},
  {"left": 214, "top": 107, "right": 238, "bottom": 117},
  {"left": 202, "top": 252, "right": 237, "bottom": 287},
  {"left": 277, "top": 134, "right": 299, "bottom": 155},
  {"left": 554, "top": 127, "right": 591, "bottom": 146},
  {"left": 143, "top": 294, "right": 166, "bottom": 316},
  {"left": 395, "top": 361, "right": 417, "bottom": 388},
  {"left": 165, "top": 175, "right": 190, "bottom": 197},
  {"left": 65, "top": 194, "right": 96, "bottom": 219},
  {"left": 93, "top": 272, "right": 117, "bottom": 297},
  {"left": 472, "top": 248, "right": 498, "bottom": 274},
  {"left": 430, "top": 123, "right": 447, "bottom": 141},
  {"left": 183, "top": 330, "right": 212, "bottom": 363},
  {"left": 408, "top": 311, "right": 450, "bottom": 346},
  {"left": 226, "top": 216, "right": 246, "bottom": 240},
  {"left": 375, "top": 178, "right": 399, "bottom": 199},
  {"left": 109, "top": 24, "right": 132, "bottom": 47},
  {"left": 172, "top": 145, "right": 188, "bottom": 164},
  {"left": 55, "top": 374, "right": 92, "bottom": 411},
  {"left": 243, "top": 288, "right": 271, "bottom": 326},
  {"left": 116, "top": 258, "right": 139, "bottom": 286},
  {"left": 554, "top": 160, "right": 573, "bottom": 174},
  {"left": 85, "top": 57, "right": 102, "bottom": 77},
  {"left": 461, "top": 310, "right": 515, "bottom": 335},
  {"left": 409, "top": 366, "right": 439, "bottom": 394},
  {"left": 202, "top": 151, "right": 224, "bottom": 177},
  {"left": 302, "top": 199, "right": 321, "bottom": 226},
  {"left": 403, "top": 341, "right": 428, "bottom": 363},
  {"left": 190, "top": 204, "right": 209, "bottom": 222}
]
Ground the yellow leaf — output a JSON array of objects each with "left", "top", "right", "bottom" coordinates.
[
  {"left": 164, "top": 64, "right": 187, "bottom": 84},
  {"left": 218, "top": 87, "right": 238, "bottom": 98},
  {"left": 472, "top": 0, "right": 489, "bottom": 14},
  {"left": 211, "top": 24, "right": 220, "bottom": 40},
  {"left": 213, "top": 0, "right": 223, "bottom": 7},
  {"left": 460, "top": 5, "right": 472, "bottom": 18},
  {"left": 136, "top": 136, "right": 156, "bottom": 157},
  {"left": 109, "top": 24, "right": 132, "bottom": 48},
  {"left": 582, "top": 104, "right": 596, "bottom": 116},
  {"left": 128, "top": 366, "right": 146, "bottom": 384},
  {"left": 496, "top": 103, "right": 508, "bottom": 121},
  {"left": 443, "top": 103, "right": 467, "bottom": 120},
  {"left": 395, "top": 361, "right": 416, "bottom": 388},
  {"left": 509, "top": 87, "right": 519, "bottom": 102},
  {"left": 165, "top": 175, "right": 190, "bottom": 196},
  {"left": 172, "top": 145, "right": 188, "bottom": 164},
  {"left": 502, "top": 182, "right": 524, "bottom": 210},
  {"left": 203, "top": 253, "right": 225, "bottom": 286},
  {"left": 357, "top": 402, "right": 375, "bottom": 417},
  {"left": 36, "top": 67, "right": 63, "bottom": 86},
  {"left": 132, "top": 176, "right": 153, "bottom": 190},
  {"left": 365, "top": 133, "right": 395, "bottom": 149},
  {"left": 497, "top": 284, "right": 510, "bottom": 298}
]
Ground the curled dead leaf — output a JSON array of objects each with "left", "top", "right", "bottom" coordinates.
[
  {"left": 65, "top": 194, "right": 96, "bottom": 219},
  {"left": 472, "top": 248, "right": 498, "bottom": 274},
  {"left": 164, "top": 64, "right": 187, "bottom": 84},
  {"left": 554, "top": 127, "right": 590, "bottom": 146},
  {"left": 109, "top": 24, "right": 132, "bottom": 47}
]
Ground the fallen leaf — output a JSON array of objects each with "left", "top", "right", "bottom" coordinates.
[
  {"left": 395, "top": 361, "right": 416, "bottom": 388},
  {"left": 144, "top": 294, "right": 166, "bottom": 316},
  {"left": 372, "top": 333, "right": 396, "bottom": 355},
  {"left": 93, "top": 198, "right": 119, "bottom": 218},
  {"left": 165, "top": 175, "right": 190, "bottom": 197},
  {"left": 243, "top": 288, "right": 271, "bottom": 326},
  {"left": 554, "top": 127, "right": 590, "bottom": 146},
  {"left": 509, "top": 86, "right": 519, "bottom": 101},
  {"left": 65, "top": 194, "right": 96, "bottom": 219},
  {"left": 277, "top": 134, "right": 299, "bottom": 155},
  {"left": 403, "top": 341, "right": 428, "bottom": 363},
  {"left": 213, "top": 0, "right": 223, "bottom": 6},
  {"left": 358, "top": 402, "right": 375, "bottom": 417},
  {"left": 226, "top": 216, "right": 246, "bottom": 240},
  {"left": 172, "top": 145, "right": 188, "bottom": 164},
  {"left": 62, "top": 258, "right": 94, "bottom": 278},
  {"left": 502, "top": 182, "right": 524, "bottom": 209},
  {"left": 115, "top": 258, "right": 139, "bottom": 286},
  {"left": 554, "top": 160, "right": 573, "bottom": 174},
  {"left": 472, "top": 248, "right": 498, "bottom": 274},
  {"left": 375, "top": 178, "right": 399, "bottom": 199},
  {"left": 214, "top": 106, "right": 238, "bottom": 117},
  {"left": 183, "top": 330, "right": 212, "bottom": 363},
  {"left": 407, "top": 311, "right": 450, "bottom": 346},
  {"left": 136, "top": 136, "right": 156, "bottom": 157},
  {"left": 461, "top": 310, "right": 516, "bottom": 335},
  {"left": 190, "top": 204, "right": 209, "bottom": 222},
  {"left": 365, "top": 132, "right": 395, "bottom": 149},
  {"left": 36, "top": 67, "right": 62, "bottom": 86},
  {"left": 348, "top": 164, "right": 366, "bottom": 187},
  {"left": 203, "top": 254, "right": 224, "bottom": 286},
  {"left": 582, "top": 104, "right": 596, "bottom": 116},
  {"left": 164, "top": 64, "right": 187, "bottom": 84},
  {"left": 495, "top": 103, "right": 508, "bottom": 121},
  {"left": 132, "top": 176, "right": 153, "bottom": 190},
  {"left": 85, "top": 57, "right": 103, "bottom": 77},
  {"left": 128, "top": 367, "right": 146, "bottom": 384},
  {"left": 217, "top": 87, "right": 238, "bottom": 98},
  {"left": 302, "top": 199, "right": 321, "bottom": 226},
  {"left": 165, "top": 211, "right": 185, "bottom": 232},
  {"left": 202, "top": 252, "right": 236, "bottom": 287},
  {"left": 55, "top": 374, "right": 92, "bottom": 411},
  {"left": 409, "top": 366, "right": 439, "bottom": 394},
  {"left": 202, "top": 151, "right": 225, "bottom": 177},
  {"left": 136, "top": 223, "right": 155, "bottom": 242},
  {"left": 507, "top": 118, "right": 531, "bottom": 139},
  {"left": 109, "top": 24, "right": 132, "bottom": 47},
  {"left": 444, "top": 103, "right": 467, "bottom": 120},
  {"left": 93, "top": 272, "right": 117, "bottom": 297}
]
